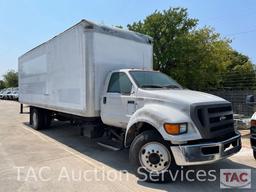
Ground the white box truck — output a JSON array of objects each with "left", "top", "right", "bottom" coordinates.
[{"left": 19, "top": 20, "right": 241, "bottom": 182}]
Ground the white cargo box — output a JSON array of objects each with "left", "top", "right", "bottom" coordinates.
[{"left": 18, "top": 20, "right": 153, "bottom": 117}]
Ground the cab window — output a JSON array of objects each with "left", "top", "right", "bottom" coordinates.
[{"left": 107, "top": 72, "right": 132, "bottom": 95}]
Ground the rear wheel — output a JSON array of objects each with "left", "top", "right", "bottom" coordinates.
[
  {"left": 129, "top": 130, "right": 178, "bottom": 182},
  {"left": 31, "top": 108, "right": 51, "bottom": 130},
  {"left": 253, "top": 151, "right": 256, "bottom": 160},
  {"left": 31, "top": 108, "right": 45, "bottom": 130},
  {"left": 44, "top": 111, "right": 52, "bottom": 128}
]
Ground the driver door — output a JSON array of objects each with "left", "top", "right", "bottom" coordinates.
[{"left": 101, "top": 72, "right": 136, "bottom": 128}]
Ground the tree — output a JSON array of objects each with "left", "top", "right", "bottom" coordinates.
[
  {"left": 0, "top": 80, "right": 5, "bottom": 89},
  {"left": 3, "top": 70, "right": 18, "bottom": 88},
  {"left": 128, "top": 8, "right": 198, "bottom": 72},
  {"left": 220, "top": 51, "right": 256, "bottom": 89},
  {"left": 127, "top": 7, "right": 255, "bottom": 90}
]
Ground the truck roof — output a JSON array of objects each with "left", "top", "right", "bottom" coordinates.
[{"left": 19, "top": 19, "right": 153, "bottom": 59}]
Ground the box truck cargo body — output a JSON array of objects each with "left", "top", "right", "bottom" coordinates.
[
  {"left": 19, "top": 20, "right": 153, "bottom": 117},
  {"left": 19, "top": 20, "right": 241, "bottom": 182}
]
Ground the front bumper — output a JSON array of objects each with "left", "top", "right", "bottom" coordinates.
[{"left": 170, "top": 133, "right": 241, "bottom": 166}]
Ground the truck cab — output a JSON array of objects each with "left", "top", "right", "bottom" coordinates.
[{"left": 100, "top": 69, "right": 241, "bottom": 180}]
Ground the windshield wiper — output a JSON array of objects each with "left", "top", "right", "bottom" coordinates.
[
  {"left": 141, "top": 85, "right": 164, "bottom": 88},
  {"left": 163, "top": 84, "right": 180, "bottom": 89},
  {"left": 141, "top": 84, "right": 181, "bottom": 89}
]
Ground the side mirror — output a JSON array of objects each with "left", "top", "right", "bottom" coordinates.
[
  {"left": 130, "top": 85, "right": 136, "bottom": 95},
  {"left": 246, "top": 95, "right": 255, "bottom": 105}
]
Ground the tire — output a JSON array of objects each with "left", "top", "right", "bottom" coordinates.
[
  {"left": 31, "top": 108, "right": 46, "bottom": 130},
  {"left": 129, "top": 130, "right": 178, "bottom": 183},
  {"left": 44, "top": 111, "right": 52, "bottom": 128},
  {"left": 253, "top": 151, "right": 256, "bottom": 160}
]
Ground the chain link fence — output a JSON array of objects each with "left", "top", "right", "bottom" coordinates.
[
  {"left": 202, "top": 70, "right": 256, "bottom": 117},
  {"left": 207, "top": 89, "right": 254, "bottom": 117}
]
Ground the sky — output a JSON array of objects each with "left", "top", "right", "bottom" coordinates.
[{"left": 0, "top": 0, "right": 256, "bottom": 79}]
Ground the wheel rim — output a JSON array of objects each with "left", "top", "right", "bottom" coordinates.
[
  {"left": 32, "top": 111, "right": 38, "bottom": 128},
  {"left": 139, "top": 141, "right": 171, "bottom": 172}
]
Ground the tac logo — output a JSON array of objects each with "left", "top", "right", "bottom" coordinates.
[{"left": 220, "top": 169, "right": 251, "bottom": 189}]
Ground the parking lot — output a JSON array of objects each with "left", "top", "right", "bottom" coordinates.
[{"left": 0, "top": 101, "right": 255, "bottom": 192}]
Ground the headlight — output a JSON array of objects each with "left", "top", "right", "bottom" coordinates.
[{"left": 163, "top": 123, "right": 187, "bottom": 135}]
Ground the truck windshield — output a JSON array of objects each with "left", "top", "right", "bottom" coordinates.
[{"left": 129, "top": 71, "right": 182, "bottom": 89}]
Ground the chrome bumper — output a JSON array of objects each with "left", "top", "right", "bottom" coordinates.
[{"left": 170, "top": 133, "right": 241, "bottom": 166}]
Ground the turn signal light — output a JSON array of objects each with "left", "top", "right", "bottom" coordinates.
[{"left": 164, "top": 123, "right": 187, "bottom": 135}]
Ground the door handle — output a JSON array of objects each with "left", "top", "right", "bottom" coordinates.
[
  {"left": 127, "top": 100, "right": 135, "bottom": 104},
  {"left": 103, "top": 97, "right": 107, "bottom": 104}
]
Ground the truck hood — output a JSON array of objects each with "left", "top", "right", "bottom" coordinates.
[{"left": 139, "top": 89, "right": 228, "bottom": 106}]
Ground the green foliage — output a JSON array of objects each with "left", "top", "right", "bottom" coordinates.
[
  {"left": 0, "top": 80, "right": 5, "bottom": 89},
  {"left": 3, "top": 70, "right": 18, "bottom": 88},
  {"left": 219, "top": 51, "right": 256, "bottom": 89},
  {"left": 128, "top": 7, "right": 255, "bottom": 90},
  {"left": 128, "top": 8, "right": 198, "bottom": 71}
]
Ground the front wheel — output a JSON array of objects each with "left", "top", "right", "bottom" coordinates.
[{"left": 129, "top": 130, "right": 178, "bottom": 182}]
